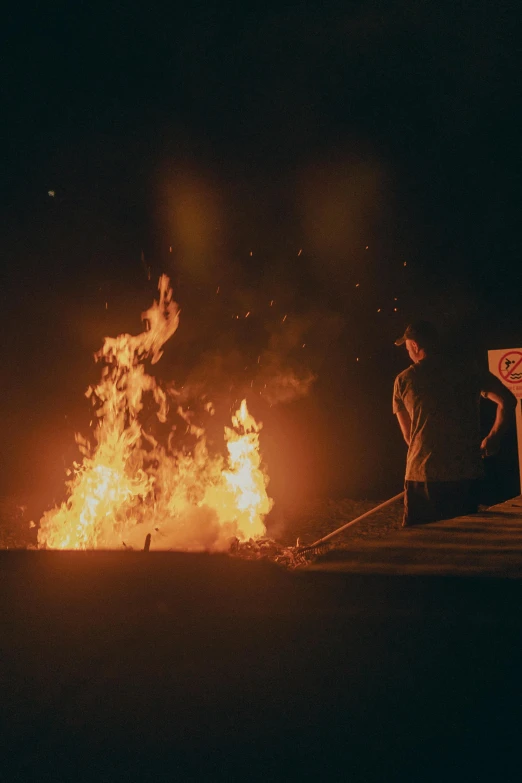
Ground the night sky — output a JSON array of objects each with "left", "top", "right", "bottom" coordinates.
[{"left": 2, "top": 1, "right": 521, "bottom": 512}]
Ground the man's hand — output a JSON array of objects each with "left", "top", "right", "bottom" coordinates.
[
  {"left": 480, "top": 375, "right": 517, "bottom": 457},
  {"left": 481, "top": 433, "right": 501, "bottom": 457}
]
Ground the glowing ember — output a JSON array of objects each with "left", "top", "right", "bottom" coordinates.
[{"left": 38, "top": 275, "right": 272, "bottom": 551}]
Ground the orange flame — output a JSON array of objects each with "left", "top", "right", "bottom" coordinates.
[{"left": 38, "top": 276, "right": 272, "bottom": 550}]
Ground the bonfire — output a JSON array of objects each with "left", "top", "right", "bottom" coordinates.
[{"left": 38, "top": 276, "right": 273, "bottom": 552}]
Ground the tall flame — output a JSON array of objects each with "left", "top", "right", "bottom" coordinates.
[{"left": 38, "top": 275, "right": 272, "bottom": 550}]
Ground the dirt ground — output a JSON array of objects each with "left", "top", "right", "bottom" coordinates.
[
  {"left": 2, "top": 549, "right": 522, "bottom": 782},
  {"left": 2, "top": 496, "right": 522, "bottom": 780},
  {"left": 272, "top": 496, "right": 404, "bottom": 547}
]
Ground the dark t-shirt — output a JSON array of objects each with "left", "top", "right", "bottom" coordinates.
[{"left": 392, "top": 355, "right": 489, "bottom": 481}]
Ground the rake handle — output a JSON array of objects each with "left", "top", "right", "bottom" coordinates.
[{"left": 297, "top": 491, "right": 405, "bottom": 552}]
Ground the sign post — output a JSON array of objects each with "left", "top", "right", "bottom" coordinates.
[{"left": 488, "top": 348, "right": 522, "bottom": 494}]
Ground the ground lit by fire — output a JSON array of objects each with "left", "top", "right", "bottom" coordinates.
[{"left": 37, "top": 276, "right": 273, "bottom": 551}]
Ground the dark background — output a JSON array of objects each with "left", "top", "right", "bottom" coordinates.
[{"left": 2, "top": 1, "right": 521, "bottom": 518}]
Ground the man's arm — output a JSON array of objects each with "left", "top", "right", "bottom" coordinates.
[
  {"left": 480, "top": 373, "right": 517, "bottom": 456},
  {"left": 395, "top": 409, "right": 411, "bottom": 446},
  {"left": 393, "top": 374, "right": 411, "bottom": 446}
]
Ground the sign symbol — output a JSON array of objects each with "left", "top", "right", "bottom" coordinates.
[{"left": 498, "top": 350, "right": 522, "bottom": 384}]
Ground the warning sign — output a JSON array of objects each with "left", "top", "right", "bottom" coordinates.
[{"left": 488, "top": 348, "right": 522, "bottom": 399}]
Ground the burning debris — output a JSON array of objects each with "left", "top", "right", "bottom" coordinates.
[
  {"left": 38, "top": 276, "right": 273, "bottom": 551},
  {"left": 229, "top": 536, "right": 313, "bottom": 569}
]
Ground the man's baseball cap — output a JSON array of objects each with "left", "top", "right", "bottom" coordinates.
[{"left": 394, "top": 320, "right": 439, "bottom": 346}]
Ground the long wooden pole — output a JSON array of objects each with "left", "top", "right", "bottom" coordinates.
[{"left": 297, "top": 491, "right": 405, "bottom": 552}]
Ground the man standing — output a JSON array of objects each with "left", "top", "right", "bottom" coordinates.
[{"left": 393, "top": 321, "right": 517, "bottom": 526}]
